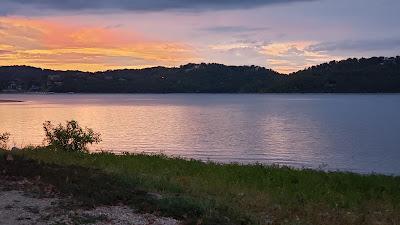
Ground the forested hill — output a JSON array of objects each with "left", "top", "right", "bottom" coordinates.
[
  {"left": 0, "top": 63, "right": 284, "bottom": 93},
  {"left": 288, "top": 56, "right": 400, "bottom": 92},
  {"left": 1, "top": 56, "right": 400, "bottom": 93}
]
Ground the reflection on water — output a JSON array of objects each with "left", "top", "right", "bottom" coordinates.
[{"left": 1, "top": 94, "right": 400, "bottom": 175}]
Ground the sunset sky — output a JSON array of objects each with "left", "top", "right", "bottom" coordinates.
[{"left": 0, "top": 0, "right": 399, "bottom": 73}]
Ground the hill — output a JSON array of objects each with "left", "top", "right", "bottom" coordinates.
[
  {"left": 288, "top": 56, "right": 400, "bottom": 92},
  {"left": 1, "top": 56, "right": 400, "bottom": 93},
  {"left": 0, "top": 63, "right": 283, "bottom": 93}
]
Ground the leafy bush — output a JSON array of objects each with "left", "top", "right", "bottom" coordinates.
[
  {"left": 43, "top": 120, "right": 101, "bottom": 153},
  {"left": 0, "top": 132, "right": 10, "bottom": 149}
]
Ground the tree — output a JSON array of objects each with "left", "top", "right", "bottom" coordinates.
[{"left": 43, "top": 120, "right": 101, "bottom": 153}]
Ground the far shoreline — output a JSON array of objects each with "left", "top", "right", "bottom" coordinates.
[{"left": 0, "top": 99, "right": 23, "bottom": 103}]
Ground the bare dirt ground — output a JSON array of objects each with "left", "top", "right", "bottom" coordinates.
[{"left": 0, "top": 176, "right": 180, "bottom": 225}]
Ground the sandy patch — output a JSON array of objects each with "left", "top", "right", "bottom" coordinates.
[{"left": 0, "top": 177, "right": 180, "bottom": 225}]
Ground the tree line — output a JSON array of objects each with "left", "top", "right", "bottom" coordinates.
[{"left": 1, "top": 56, "right": 399, "bottom": 93}]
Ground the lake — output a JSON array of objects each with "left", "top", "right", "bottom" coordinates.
[{"left": 1, "top": 94, "right": 399, "bottom": 175}]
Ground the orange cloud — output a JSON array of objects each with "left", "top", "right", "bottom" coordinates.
[
  {"left": 0, "top": 17, "right": 197, "bottom": 71},
  {"left": 261, "top": 41, "right": 341, "bottom": 73}
]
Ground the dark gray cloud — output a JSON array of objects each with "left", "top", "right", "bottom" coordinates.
[
  {"left": 0, "top": 2, "right": 18, "bottom": 15},
  {"left": 308, "top": 39, "right": 400, "bottom": 53},
  {"left": 201, "top": 26, "right": 269, "bottom": 33},
  {"left": 0, "top": 0, "right": 315, "bottom": 14}
]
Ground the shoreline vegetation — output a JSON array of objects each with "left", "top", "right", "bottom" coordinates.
[
  {"left": 1, "top": 121, "right": 400, "bottom": 224},
  {"left": 1, "top": 148, "right": 399, "bottom": 225}
]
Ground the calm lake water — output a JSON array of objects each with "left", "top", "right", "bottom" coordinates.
[{"left": 1, "top": 94, "right": 399, "bottom": 175}]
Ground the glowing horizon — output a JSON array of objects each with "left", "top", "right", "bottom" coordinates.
[{"left": 0, "top": 0, "right": 399, "bottom": 74}]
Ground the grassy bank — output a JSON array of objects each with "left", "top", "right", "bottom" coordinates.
[{"left": 2, "top": 148, "right": 400, "bottom": 225}]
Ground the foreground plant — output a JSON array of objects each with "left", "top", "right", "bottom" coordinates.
[
  {"left": 43, "top": 120, "right": 101, "bottom": 153},
  {"left": 0, "top": 132, "right": 10, "bottom": 149}
]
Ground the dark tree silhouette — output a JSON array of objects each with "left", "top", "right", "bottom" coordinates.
[{"left": 1, "top": 56, "right": 399, "bottom": 93}]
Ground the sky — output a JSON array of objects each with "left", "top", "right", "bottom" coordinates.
[{"left": 0, "top": 0, "right": 399, "bottom": 74}]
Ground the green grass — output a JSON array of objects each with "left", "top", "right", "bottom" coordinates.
[{"left": 2, "top": 148, "right": 400, "bottom": 225}]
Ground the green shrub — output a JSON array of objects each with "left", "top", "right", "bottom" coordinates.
[
  {"left": 0, "top": 132, "right": 10, "bottom": 149},
  {"left": 43, "top": 120, "right": 101, "bottom": 153}
]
